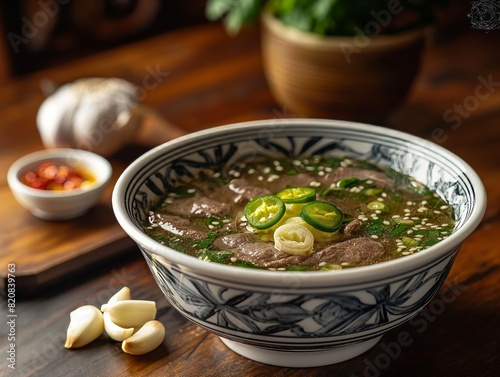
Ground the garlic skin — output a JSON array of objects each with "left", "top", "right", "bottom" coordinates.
[
  {"left": 101, "top": 300, "right": 156, "bottom": 328},
  {"left": 65, "top": 305, "right": 104, "bottom": 348},
  {"left": 37, "top": 77, "right": 141, "bottom": 157},
  {"left": 122, "top": 320, "right": 165, "bottom": 355}
]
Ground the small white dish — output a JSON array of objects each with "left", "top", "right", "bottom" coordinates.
[{"left": 8, "top": 148, "right": 112, "bottom": 220}]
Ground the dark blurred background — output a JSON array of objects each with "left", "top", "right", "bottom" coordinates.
[
  {"left": 0, "top": 0, "right": 475, "bottom": 82},
  {"left": 0, "top": 0, "right": 207, "bottom": 78}
]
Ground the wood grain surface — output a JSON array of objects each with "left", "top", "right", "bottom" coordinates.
[{"left": 1, "top": 21, "right": 499, "bottom": 377}]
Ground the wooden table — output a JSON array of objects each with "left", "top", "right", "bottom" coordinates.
[{"left": 1, "top": 22, "right": 499, "bottom": 376}]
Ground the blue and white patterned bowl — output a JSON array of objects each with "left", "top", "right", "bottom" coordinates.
[{"left": 112, "top": 119, "right": 486, "bottom": 367}]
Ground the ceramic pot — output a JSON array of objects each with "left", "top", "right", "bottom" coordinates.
[{"left": 261, "top": 12, "right": 426, "bottom": 122}]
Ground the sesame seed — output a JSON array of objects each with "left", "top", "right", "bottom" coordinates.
[
  {"left": 306, "top": 166, "right": 315, "bottom": 171},
  {"left": 222, "top": 218, "right": 231, "bottom": 223},
  {"left": 293, "top": 160, "right": 301, "bottom": 166},
  {"left": 441, "top": 223, "right": 449, "bottom": 227},
  {"left": 213, "top": 172, "right": 221, "bottom": 178},
  {"left": 404, "top": 209, "right": 411, "bottom": 213},
  {"left": 230, "top": 257, "right": 237, "bottom": 263},
  {"left": 392, "top": 215, "right": 401, "bottom": 218},
  {"left": 325, "top": 167, "right": 333, "bottom": 172},
  {"left": 310, "top": 181, "right": 321, "bottom": 187},
  {"left": 263, "top": 167, "right": 271, "bottom": 174},
  {"left": 406, "top": 201, "right": 413, "bottom": 206},
  {"left": 318, "top": 171, "right": 325, "bottom": 176},
  {"left": 208, "top": 225, "right": 215, "bottom": 229},
  {"left": 411, "top": 217, "right": 419, "bottom": 220},
  {"left": 377, "top": 197, "right": 384, "bottom": 202},
  {"left": 187, "top": 188, "right": 196, "bottom": 194},
  {"left": 273, "top": 160, "right": 281, "bottom": 166},
  {"left": 247, "top": 168, "right": 256, "bottom": 175},
  {"left": 375, "top": 210, "right": 381, "bottom": 214},
  {"left": 371, "top": 235, "right": 379, "bottom": 239},
  {"left": 258, "top": 176, "right": 264, "bottom": 181},
  {"left": 383, "top": 220, "right": 390, "bottom": 225},
  {"left": 402, "top": 251, "right": 411, "bottom": 256},
  {"left": 211, "top": 221, "right": 220, "bottom": 225},
  {"left": 381, "top": 192, "right": 387, "bottom": 198},
  {"left": 341, "top": 262, "right": 350, "bottom": 266},
  {"left": 440, "top": 205, "right": 449, "bottom": 210},
  {"left": 318, "top": 262, "right": 327, "bottom": 267},
  {"left": 407, "top": 230, "right": 413, "bottom": 234},
  {"left": 433, "top": 210, "right": 442, "bottom": 214},
  {"left": 409, "top": 247, "right": 418, "bottom": 252}
]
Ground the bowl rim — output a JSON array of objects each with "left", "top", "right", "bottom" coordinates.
[
  {"left": 7, "top": 148, "right": 113, "bottom": 198},
  {"left": 112, "top": 118, "right": 487, "bottom": 287}
]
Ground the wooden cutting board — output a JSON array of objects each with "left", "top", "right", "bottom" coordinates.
[{"left": 0, "top": 114, "right": 185, "bottom": 296}]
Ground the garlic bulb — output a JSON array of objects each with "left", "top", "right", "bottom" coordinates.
[{"left": 37, "top": 77, "right": 142, "bottom": 156}]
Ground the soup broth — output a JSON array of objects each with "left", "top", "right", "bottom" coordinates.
[{"left": 144, "top": 156, "right": 455, "bottom": 271}]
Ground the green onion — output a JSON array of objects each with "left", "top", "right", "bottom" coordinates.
[{"left": 336, "top": 177, "right": 360, "bottom": 188}]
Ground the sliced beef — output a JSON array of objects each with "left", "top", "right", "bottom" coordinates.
[
  {"left": 322, "top": 167, "right": 393, "bottom": 187},
  {"left": 229, "top": 242, "right": 285, "bottom": 267},
  {"left": 163, "top": 196, "right": 231, "bottom": 218},
  {"left": 157, "top": 215, "right": 207, "bottom": 240},
  {"left": 275, "top": 173, "right": 318, "bottom": 189},
  {"left": 229, "top": 236, "right": 385, "bottom": 269},
  {"left": 310, "top": 237, "right": 385, "bottom": 267},
  {"left": 342, "top": 219, "right": 363, "bottom": 237},
  {"left": 212, "top": 233, "right": 255, "bottom": 249},
  {"left": 228, "top": 179, "right": 271, "bottom": 204}
]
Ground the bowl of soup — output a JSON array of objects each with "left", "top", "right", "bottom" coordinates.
[
  {"left": 8, "top": 148, "right": 112, "bottom": 220},
  {"left": 112, "top": 119, "right": 486, "bottom": 367}
]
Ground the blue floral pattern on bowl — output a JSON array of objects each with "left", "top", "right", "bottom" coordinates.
[
  {"left": 114, "top": 120, "right": 485, "bottom": 365},
  {"left": 141, "top": 246, "right": 458, "bottom": 349}
]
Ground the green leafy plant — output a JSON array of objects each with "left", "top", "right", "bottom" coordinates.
[{"left": 206, "top": 0, "right": 447, "bottom": 36}]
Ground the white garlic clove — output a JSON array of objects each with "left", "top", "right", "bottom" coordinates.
[
  {"left": 37, "top": 77, "right": 141, "bottom": 157},
  {"left": 100, "top": 300, "right": 156, "bottom": 328},
  {"left": 122, "top": 320, "right": 165, "bottom": 355},
  {"left": 107, "top": 286, "right": 131, "bottom": 304},
  {"left": 103, "top": 312, "right": 135, "bottom": 342},
  {"left": 65, "top": 305, "right": 104, "bottom": 348}
]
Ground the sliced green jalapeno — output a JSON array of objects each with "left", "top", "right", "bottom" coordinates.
[
  {"left": 276, "top": 187, "right": 316, "bottom": 204},
  {"left": 244, "top": 195, "right": 286, "bottom": 229},
  {"left": 300, "top": 201, "right": 344, "bottom": 232}
]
